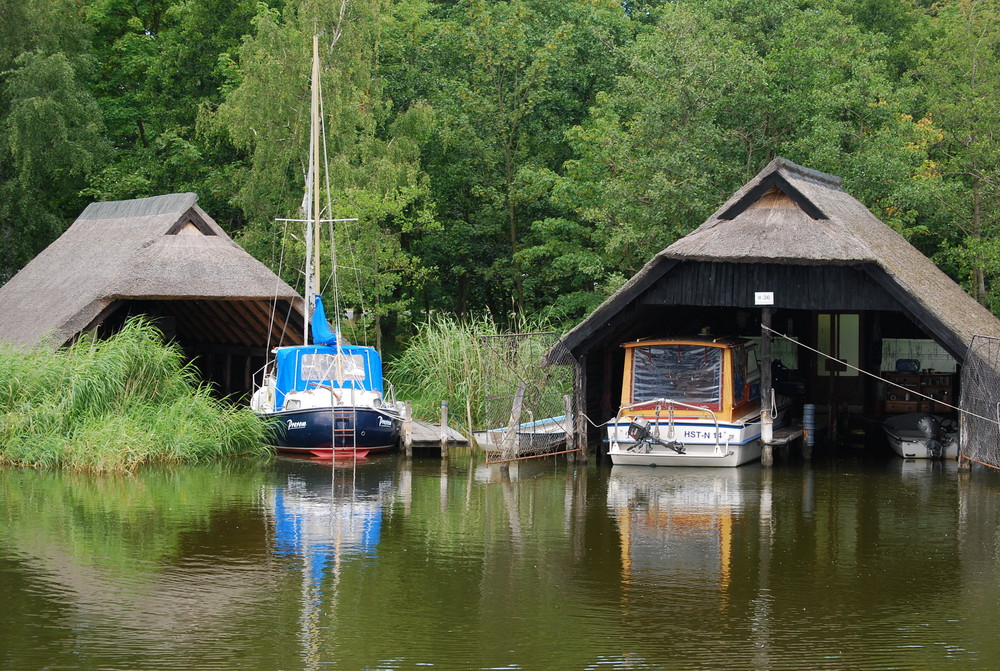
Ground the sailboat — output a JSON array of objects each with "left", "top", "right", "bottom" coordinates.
[{"left": 250, "top": 36, "right": 403, "bottom": 458}]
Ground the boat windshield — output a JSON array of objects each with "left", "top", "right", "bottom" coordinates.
[
  {"left": 631, "top": 344, "right": 722, "bottom": 405},
  {"left": 301, "top": 352, "right": 367, "bottom": 383}
]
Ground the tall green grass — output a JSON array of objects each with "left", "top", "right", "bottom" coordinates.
[
  {"left": 0, "top": 318, "right": 271, "bottom": 472},
  {"left": 387, "top": 314, "right": 570, "bottom": 430}
]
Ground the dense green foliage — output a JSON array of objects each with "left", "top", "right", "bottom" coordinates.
[
  {"left": 0, "top": 319, "right": 271, "bottom": 472},
  {"left": 3, "top": 0, "right": 1000, "bottom": 326}
]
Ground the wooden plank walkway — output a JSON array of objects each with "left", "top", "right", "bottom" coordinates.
[
  {"left": 768, "top": 426, "right": 804, "bottom": 446},
  {"left": 408, "top": 419, "right": 469, "bottom": 448}
]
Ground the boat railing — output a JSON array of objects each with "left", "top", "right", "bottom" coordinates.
[{"left": 613, "top": 398, "right": 724, "bottom": 452}]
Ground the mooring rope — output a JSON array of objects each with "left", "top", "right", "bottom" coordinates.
[{"left": 761, "top": 324, "right": 1000, "bottom": 428}]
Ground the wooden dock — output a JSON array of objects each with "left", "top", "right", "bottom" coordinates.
[
  {"left": 399, "top": 401, "right": 469, "bottom": 457},
  {"left": 407, "top": 419, "right": 469, "bottom": 448}
]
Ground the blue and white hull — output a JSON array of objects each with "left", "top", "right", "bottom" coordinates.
[{"left": 266, "top": 406, "right": 401, "bottom": 457}]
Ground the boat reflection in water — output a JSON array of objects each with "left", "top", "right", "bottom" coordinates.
[
  {"left": 606, "top": 464, "right": 781, "bottom": 667},
  {"left": 272, "top": 458, "right": 386, "bottom": 575},
  {"left": 270, "top": 456, "right": 393, "bottom": 669},
  {"left": 608, "top": 466, "right": 746, "bottom": 584},
  {"left": 607, "top": 465, "right": 745, "bottom": 592}
]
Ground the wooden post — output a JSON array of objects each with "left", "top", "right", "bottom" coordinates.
[
  {"left": 958, "top": 411, "right": 971, "bottom": 470},
  {"left": 403, "top": 401, "right": 413, "bottom": 458},
  {"left": 802, "top": 403, "right": 815, "bottom": 461},
  {"left": 440, "top": 400, "right": 449, "bottom": 458},
  {"left": 761, "top": 307, "right": 774, "bottom": 467},
  {"left": 244, "top": 356, "right": 252, "bottom": 398},
  {"left": 466, "top": 396, "right": 478, "bottom": 450},
  {"left": 574, "top": 355, "right": 588, "bottom": 463},
  {"left": 563, "top": 394, "right": 574, "bottom": 456},
  {"left": 500, "top": 381, "right": 526, "bottom": 473}
]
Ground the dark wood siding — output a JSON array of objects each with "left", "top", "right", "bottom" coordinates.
[{"left": 641, "top": 262, "right": 898, "bottom": 311}]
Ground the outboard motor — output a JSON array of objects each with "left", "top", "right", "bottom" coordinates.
[
  {"left": 627, "top": 417, "right": 653, "bottom": 442},
  {"left": 917, "top": 414, "right": 944, "bottom": 459},
  {"left": 626, "top": 416, "right": 685, "bottom": 454}
]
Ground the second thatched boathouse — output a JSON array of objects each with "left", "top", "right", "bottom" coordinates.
[
  {"left": 549, "top": 157, "right": 1000, "bottom": 459},
  {"left": 0, "top": 193, "right": 304, "bottom": 396}
]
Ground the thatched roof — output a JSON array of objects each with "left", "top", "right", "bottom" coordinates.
[
  {"left": 0, "top": 193, "right": 304, "bottom": 349},
  {"left": 552, "top": 157, "right": 1000, "bottom": 364}
]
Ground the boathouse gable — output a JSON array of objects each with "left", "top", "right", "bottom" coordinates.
[
  {"left": 0, "top": 193, "right": 305, "bottom": 396},
  {"left": 718, "top": 169, "right": 834, "bottom": 221},
  {"left": 552, "top": 157, "right": 1000, "bottom": 454}
]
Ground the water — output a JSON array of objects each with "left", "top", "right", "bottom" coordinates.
[{"left": 2, "top": 453, "right": 1000, "bottom": 670}]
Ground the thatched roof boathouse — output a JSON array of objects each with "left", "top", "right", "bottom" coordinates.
[
  {"left": 550, "top": 157, "right": 1000, "bottom": 458},
  {"left": 0, "top": 193, "right": 304, "bottom": 396}
]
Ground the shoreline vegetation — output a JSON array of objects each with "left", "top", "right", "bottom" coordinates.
[
  {"left": 388, "top": 314, "right": 570, "bottom": 433},
  {"left": 0, "top": 314, "right": 569, "bottom": 472},
  {"left": 0, "top": 318, "right": 271, "bottom": 473}
]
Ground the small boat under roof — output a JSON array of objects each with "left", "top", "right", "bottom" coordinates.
[
  {"left": 607, "top": 336, "right": 789, "bottom": 467},
  {"left": 883, "top": 412, "right": 958, "bottom": 459}
]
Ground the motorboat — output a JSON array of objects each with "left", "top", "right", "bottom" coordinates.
[
  {"left": 474, "top": 415, "right": 567, "bottom": 456},
  {"left": 882, "top": 412, "right": 957, "bottom": 459},
  {"left": 607, "top": 336, "right": 789, "bottom": 467}
]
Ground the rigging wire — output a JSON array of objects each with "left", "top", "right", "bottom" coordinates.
[
  {"left": 270, "top": 219, "right": 294, "bottom": 350},
  {"left": 761, "top": 323, "right": 1000, "bottom": 428},
  {"left": 316, "top": 85, "right": 371, "bottom": 349},
  {"left": 345, "top": 216, "right": 371, "bottom": 349}
]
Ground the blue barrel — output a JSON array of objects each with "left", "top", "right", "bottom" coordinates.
[{"left": 803, "top": 404, "right": 816, "bottom": 447}]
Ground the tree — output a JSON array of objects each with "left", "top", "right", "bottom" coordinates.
[
  {"left": 81, "top": 0, "right": 261, "bottom": 224},
  {"left": 0, "top": 0, "right": 103, "bottom": 282},
  {"left": 393, "top": 0, "right": 633, "bottom": 318},
  {"left": 206, "top": 0, "right": 436, "bottom": 350},
  {"left": 920, "top": 0, "right": 1000, "bottom": 310}
]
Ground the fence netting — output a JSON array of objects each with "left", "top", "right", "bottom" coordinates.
[
  {"left": 476, "top": 331, "right": 572, "bottom": 459},
  {"left": 960, "top": 335, "right": 1000, "bottom": 470}
]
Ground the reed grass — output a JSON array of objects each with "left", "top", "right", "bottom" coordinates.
[
  {"left": 387, "top": 314, "right": 570, "bottom": 430},
  {"left": 0, "top": 318, "right": 271, "bottom": 473}
]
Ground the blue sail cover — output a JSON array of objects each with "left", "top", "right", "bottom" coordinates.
[
  {"left": 270, "top": 294, "right": 386, "bottom": 410},
  {"left": 311, "top": 294, "right": 339, "bottom": 346},
  {"left": 273, "top": 344, "right": 385, "bottom": 410}
]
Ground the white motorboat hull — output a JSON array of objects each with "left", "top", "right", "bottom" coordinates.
[
  {"left": 607, "top": 408, "right": 787, "bottom": 467},
  {"left": 608, "top": 440, "right": 762, "bottom": 467}
]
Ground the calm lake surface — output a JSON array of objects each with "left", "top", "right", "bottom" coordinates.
[{"left": 2, "top": 451, "right": 1000, "bottom": 670}]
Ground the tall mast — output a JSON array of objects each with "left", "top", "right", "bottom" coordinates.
[{"left": 311, "top": 34, "right": 322, "bottom": 306}]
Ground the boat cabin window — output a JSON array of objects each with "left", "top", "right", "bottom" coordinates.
[
  {"left": 300, "top": 353, "right": 366, "bottom": 383},
  {"left": 631, "top": 345, "right": 722, "bottom": 405},
  {"left": 732, "top": 345, "right": 761, "bottom": 404}
]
